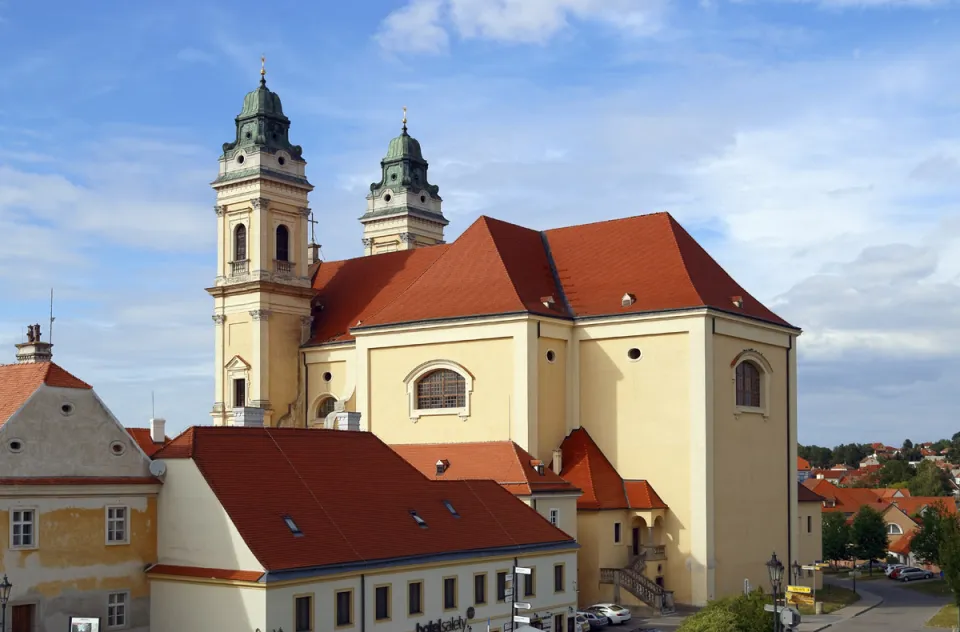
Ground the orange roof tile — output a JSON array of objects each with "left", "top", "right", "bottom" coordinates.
[
  {"left": 147, "top": 564, "right": 263, "bottom": 582},
  {"left": 0, "top": 362, "right": 91, "bottom": 426},
  {"left": 557, "top": 427, "right": 667, "bottom": 511},
  {"left": 876, "top": 488, "right": 910, "bottom": 499},
  {"left": 154, "top": 427, "right": 575, "bottom": 572},
  {"left": 802, "top": 479, "right": 890, "bottom": 514},
  {"left": 889, "top": 532, "right": 914, "bottom": 556},
  {"left": 889, "top": 497, "right": 958, "bottom": 516},
  {"left": 797, "top": 457, "right": 811, "bottom": 471},
  {"left": 307, "top": 213, "right": 794, "bottom": 344},
  {"left": 125, "top": 427, "right": 169, "bottom": 457},
  {"left": 798, "top": 483, "right": 823, "bottom": 503},
  {"left": 390, "top": 441, "right": 580, "bottom": 496}
]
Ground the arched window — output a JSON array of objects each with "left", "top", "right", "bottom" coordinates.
[
  {"left": 887, "top": 523, "right": 903, "bottom": 535},
  {"left": 416, "top": 369, "right": 466, "bottom": 410},
  {"left": 318, "top": 396, "right": 337, "bottom": 418},
  {"left": 735, "top": 361, "right": 761, "bottom": 408},
  {"left": 276, "top": 225, "right": 289, "bottom": 262},
  {"left": 234, "top": 224, "right": 247, "bottom": 261}
]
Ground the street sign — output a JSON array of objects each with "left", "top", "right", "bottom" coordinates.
[
  {"left": 515, "top": 566, "right": 532, "bottom": 575},
  {"left": 787, "top": 585, "right": 811, "bottom": 594},
  {"left": 514, "top": 615, "right": 531, "bottom": 624},
  {"left": 514, "top": 602, "right": 532, "bottom": 610},
  {"left": 849, "top": 571, "right": 861, "bottom": 578},
  {"left": 504, "top": 588, "right": 514, "bottom": 598},
  {"left": 801, "top": 565, "right": 819, "bottom": 571}
]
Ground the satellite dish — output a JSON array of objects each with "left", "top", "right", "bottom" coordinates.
[{"left": 149, "top": 460, "right": 167, "bottom": 478}]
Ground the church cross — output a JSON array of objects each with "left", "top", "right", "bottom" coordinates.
[{"left": 308, "top": 211, "right": 318, "bottom": 243}]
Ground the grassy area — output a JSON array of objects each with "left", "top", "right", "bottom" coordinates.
[
  {"left": 905, "top": 579, "right": 953, "bottom": 597},
  {"left": 926, "top": 604, "right": 958, "bottom": 628},
  {"left": 782, "top": 585, "right": 861, "bottom": 615}
]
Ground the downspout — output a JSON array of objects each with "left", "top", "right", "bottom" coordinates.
[
  {"left": 303, "top": 352, "right": 309, "bottom": 428},
  {"left": 786, "top": 337, "right": 793, "bottom": 567},
  {"left": 361, "top": 573, "right": 366, "bottom": 632}
]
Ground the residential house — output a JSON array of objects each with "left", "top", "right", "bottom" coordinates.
[
  {"left": 148, "top": 426, "right": 579, "bottom": 632},
  {"left": 797, "top": 457, "right": 812, "bottom": 483},
  {"left": 0, "top": 337, "right": 159, "bottom": 632},
  {"left": 797, "top": 484, "right": 824, "bottom": 590},
  {"left": 125, "top": 418, "right": 169, "bottom": 457}
]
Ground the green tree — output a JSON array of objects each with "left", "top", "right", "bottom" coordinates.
[
  {"left": 911, "top": 502, "right": 952, "bottom": 566},
  {"left": 677, "top": 591, "right": 772, "bottom": 632},
  {"left": 938, "top": 515, "right": 960, "bottom": 631},
  {"left": 822, "top": 512, "right": 851, "bottom": 567},
  {"left": 903, "top": 439, "right": 914, "bottom": 451},
  {"left": 850, "top": 506, "right": 887, "bottom": 573},
  {"left": 909, "top": 460, "right": 950, "bottom": 497},
  {"left": 878, "top": 459, "right": 914, "bottom": 487}
]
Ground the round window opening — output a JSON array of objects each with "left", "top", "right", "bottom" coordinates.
[
  {"left": 278, "top": 156, "right": 286, "bottom": 166},
  {"left": 627, "top": 348, "right": 642, "bottom": 361},
  {"left": 60, "top": 402, "right": 74, "bottom": 416},
  {"left": 384, "top": 193, "right": 392, "bottom": 202},
  {"left": 8, "top": 439, "right": 23, "bottom": 453},
  {"left": 322, "top": 371, "right": 332, "bottom": 382},
  {"left": 420, "top": 195, "right": 426, "bottom": 203},
  {"left": 391, "top": 173, "right": 397, "bottom": 181},
  {"left": 236, "top": 154, "right": 245, "bottom": 164},
  {"left": 110, "top": 441, "right": 126, "bottom": 456},
  {"left": 245, "top": 131, "right": 252, "bottom": 139},
  {"left": 546, "top": 349, "right": 556, "bottom": 363}
]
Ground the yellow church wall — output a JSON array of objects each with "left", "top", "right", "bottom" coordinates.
[
  {"left": 366, "top": 336, "right": 515, "bottom": 445},
  {"left": 306, "top": 359, "right": 350, "bottom": 421},
  {"left": 577, "top": 321, "right": 694, "bottom": 604},
  {"left": 266, "top": 311, "right": 309, "bottom": 426},
  {"left": 537, "top": 337, "right": 567, "bottom": 463},
  {"left": 711, "top": 326, "right": 792, "bottom": 600},
  {"left": 149, "top": 579, "right": 265, "bottom": 632}
]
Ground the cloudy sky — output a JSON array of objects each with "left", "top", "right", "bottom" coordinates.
[{"left": 2, "top": 0, "right": 959, "bottom": 445}]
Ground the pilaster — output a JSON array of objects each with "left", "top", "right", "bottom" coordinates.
[
  {"left": 212, "top": 314, "right": 226, "bottom": 425},
  {"left": 250, "top": 309, "right": 272, "bottom": 423},
  {"left": 511, "top": 320, "right": 539, "bottom": 453},
  {"left": 566, "top": 327, "right": 581, "bottom": 434},
  {"left": 688, "top": 316, "right": 715, "bottom": 605}
]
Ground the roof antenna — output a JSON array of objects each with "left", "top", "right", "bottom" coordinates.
[
  {"left": 152, "top": 391, "right": 156, "bottom": 419},
  {"left": 48, "top": 288, "right": 55, "bottom": 344}
]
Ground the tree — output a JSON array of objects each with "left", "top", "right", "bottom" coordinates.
[
  {"left": 850, "top": 506, "right": 887, "bottom": 573},
  {"left": 909, "top": 460, "right": 950, "bottom": 497},
  {"left": 678, "top": 591, "right": 772, "bottom": 632},
  {"left": 822, "top": 512, "right": 851, "bottom": 567},
  {"left": 878, "top": 459, "right": 914, "bottom": 487},
  {"left": 938, "top": 514, "right": 960, "bottom": 631},
  {"left": 912, "top": 502, "right": 952, "bottom": 566},
  {"left": 903, "top": 439, "right": 914, "bottom": 451}
]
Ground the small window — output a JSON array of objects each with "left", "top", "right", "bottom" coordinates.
[
  {"left": 887, "top": 523, "right": 903, "bottom": 535},
  {"left": 106, "top": 506, "right": 128, "bottom": 544},
  {"left": 523, "top": 568, "right": 536, "bottom": 597},
  {"left": 554, "top": 564, "right": 565, "bottom": 592},
  {"left": 375, "top": 585, "right": 390, "bottom": 621},
  {"left": 443, "top": 577, "right": 457, "bottom": 610},
  {"left": 234, "top": 378, "right": 246, "bottom": 408},
  {"left": 627, "top": 347, "right": 642, "bottom": 361},
  {"left": 284, "top": 516, "right": 303, "bottom": 536},
  {"left": 735, "top": 361, "right": 761, "bottom": 407},
  {"left": 554, "top": 614, "right": 564, "bottom": 632},
  {"left": 614, "top": 522, "right": 622, "bottom": 544},
  {"left": 276, "top": 225, "right": 290, "bottom": 262},
  {"left": 416, "top": 369, "right": 466, "bottom": 410},
  {"left": 474, "top": 573, "right": 487, "bottom": 605},
  {"left": 549, "top": 508, "right": 559, "bottom": 526},
  {"left": 322, "top": 371, "right": 332, "bottom": 382},
  {"left": 444, "top": 500, "right": 460, "bottom": 518},
  {"left": 318, "top": 397, "right": 337, "bottom": 418},
  {"left": 11, "top": 509, "right": 36, "bottom": 549},
  {"left": 546, "top": 349, "right": 556, "bottom": 363},
  {"left": 234, "top": 224, "right": 247, "bottom": 261},
  {"left": 807, "top": 516, "right": 812, "bottom": 533},
  {"left": 107, "top": 592, "right": 127, "bottom": 629},
  {"left": 410, "top": 510, "right": 427, "bottom": 528},
  {"left": 408, "top": 581, "right": 423, "bottom": 615},
  {"left": 335, "top": 590, "right": 352, "bottom": 627},
  {"left": 295, "top": 595, "right": 312, "bottom": 632},
  {"left": 496, "top": 571, "right": 507, "bottom": 602}
]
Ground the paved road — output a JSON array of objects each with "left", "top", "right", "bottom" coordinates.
[{"left": 826, "top": 577, "right": 949, "bottom": 631}]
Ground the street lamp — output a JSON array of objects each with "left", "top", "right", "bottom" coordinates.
[
  {"left": 766, "top": 553, "right": 785, "bottom": 632},
  {"left": 792, "top": 561, "right": 802, "bottom": 584},
  {"left": 0, "top": 575, "right": 12, "bottom": 632}
]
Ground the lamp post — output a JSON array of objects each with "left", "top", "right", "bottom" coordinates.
[
  {"left": 792, "top": 561, "right": 802, "bottom": 585},
  {"left": 0, "top": 574, "right": 12, "bottom": 632},
  {"left": 766, "top": 552, "right": 784, "bottom": 632}
]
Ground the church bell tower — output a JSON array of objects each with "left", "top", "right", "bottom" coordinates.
[
  {"left": 359, "top": 109, "right": 448, "bottom": 255},
  {"left": 207, "top": 59, "right": 315, "bottom": 427}
]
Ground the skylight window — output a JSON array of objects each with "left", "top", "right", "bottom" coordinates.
[
  {"left": 283, "top": 515, "right": 303, "bottom": 537},
  {"left": 443, "top": 500, "right": 460, "bottom": 518},
  {"left": 410, "top": 510, "right": 428, "bottom": 529}
]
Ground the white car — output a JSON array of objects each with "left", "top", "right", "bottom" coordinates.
[
  {"left": 577, "top": 611, "right": 608, "bottom": 629},
  {"left": 884, "top": 563, "right": 906, "bottom": 577},
  {"left": 574, "top": 614, "right": 591, "bottom": 632},
  {"left": 588, "top": 603, "right": 632, "bottom": 625}
]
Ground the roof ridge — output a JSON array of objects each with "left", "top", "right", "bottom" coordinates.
[
  {"left": 543, "top": 210, "right": 671, "bottom": 233},
  {"left": 478, "top": 216, "right": 535, "bottom": 312},
  {"left": 539, "top": 231, "right": 573, "bottom": 318},
  {"left": 662, "top": 214, "right": 707, "bottom": 308}
]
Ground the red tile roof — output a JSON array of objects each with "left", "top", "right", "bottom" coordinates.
[
  {"left": 147, "top": 565, "right": 263, "bottom": 582},
  {"left": 889, "top": 532, "right": 914, "bottom": 556},
  {"left": 0, "top": 477, "right": 159, "bottom": 486},
  {"left": 876, "top": 488, "right": 910, "bottom": 499},
  {"left": 802, "top": 479, "right": 890, "bottom": 514},
  {"left": 797, "top": 483, "right": 822, "bottom": 503},
  {"left": 798, "top": 457, "right": 811, "bottom": 471},
  {"left": 556, "top": 427, "right": 667, "bottom": 511},
  {"left": 154, "top": 427, "right": 575, "bottom": 572},
  {"left": 0, "top": 362, "right": 91, "bottom": 426},
  {"left": 125, "top": 427, "right": 169, "bottom": 457},
  {"left": 390, "top": 441, "right": 580, "bottom": 496},
  {"left": 889, "top": 497, "right": 958, "bottom": 517},
  {"left": 308, "top": 213, "right": 793, "bottom": 344}
]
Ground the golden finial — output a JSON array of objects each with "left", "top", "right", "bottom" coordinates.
[
  {"left": 402, "top": 106, "right": 408, "bottom": 133},
  {"left": 260, "top": 55, "right": 266, "bottom": 79}
]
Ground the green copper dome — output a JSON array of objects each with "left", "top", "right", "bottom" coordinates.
[
  {"left": 385, "top": 128, "right": 424, "bottom": 161},
  {"left": 222, "top": 76, "right": 303, "bottom": 161},
  {"left": 369, "top": 122, "right": 440, "bottom": 200},
  {"left": 240, "top": 78, "right": 286, "bottom": 118}
]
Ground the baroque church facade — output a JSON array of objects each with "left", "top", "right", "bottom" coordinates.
[{"left": 206, "top": 71, "right": 802, "bottom": 607}]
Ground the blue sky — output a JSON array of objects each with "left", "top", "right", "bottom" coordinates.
[{"left": 2, "top": 0, "right": 960, "bottom": 445}]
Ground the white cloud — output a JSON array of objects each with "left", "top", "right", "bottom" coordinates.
[{"left": 376, "top": 0, "right": 450, "bottom": 54}]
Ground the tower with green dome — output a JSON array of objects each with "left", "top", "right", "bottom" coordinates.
[
  {"left": 207, "top": 59, "right": 316, "bottom": 429},
  {"left": 359, "top": 108, "right": 448, "bottom": 255}
]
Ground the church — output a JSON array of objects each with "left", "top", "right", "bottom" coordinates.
[{"left": 206, "top": 66, "right": 803, "bottom": 608}]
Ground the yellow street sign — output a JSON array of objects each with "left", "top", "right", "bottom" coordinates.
[{"left": 787, "top": 585, "right": 812, "bottom": 594}]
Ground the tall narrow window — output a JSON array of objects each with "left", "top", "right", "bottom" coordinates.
[
  {"left": 496, "top": 571, "right": 507, "bottom": 602},
  {"left": 375, "top": 586, "right": 390, "bottom": 621},
  {"left": 807, "top": 516, "right": 812, "bottom": 533},
  {"left": 106, "top": 506, "right": 128, "bottom": 544},
  {"left": 443, "top": 577, "right": 457, "bottom": 610},
  {"left": 335, "top": 590, "right": 352, "bottom": 627},
  {"left": 613, "top": 522, "right": 622, "bottom": 544},
  {"left": 735, "top": 361, "right": 761, "bottom": 407},
  {"left": 408, "top": 582, "right": 423, "bottom": 615},
  {"left": 523, "top": 568, "right": 536, "bottom": 597},
  {"left": 107, "top": 592, "right": 127, "bottom": 629},
  {"left": 554, "top": 564, "right": 565, "bottom": 592},
  {"left": 295, "top": 595, "right": 312, "bottom": 632},
  {"left": 276, "top": 225, "right": 290, "bottom": 262},
  {"left": 234, "top": 224, "right": 247, "bottom": 261},
  {"left": 234, "top": 378, "right": 246, "bottom": 408},
  {"left": 416, "top": 369, "right": 466, "bottom": 410},
  {"left": 474, "top": 573, "right": 487, "bottom": 605},
  {"left": 11, "top": 509, "right": 35, "bottom": 548}
]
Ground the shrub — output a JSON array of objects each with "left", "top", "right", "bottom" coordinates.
[{"left": 678, "top": 590, "right": 774, "bottom": 632}]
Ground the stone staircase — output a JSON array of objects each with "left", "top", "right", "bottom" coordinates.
[{"left": 600, "top": 549, "right": 676, "bottom": 615}]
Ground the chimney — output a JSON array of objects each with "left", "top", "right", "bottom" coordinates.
[
  {"left": 308, "top": 242, "right": 321, "bottom": 265},
  {"left": 149, "top": 418, "right": 166, "bottom": 444},
  {"left": 232, "top": 407, "right": 265, "bottom": 427},
  {"left": 552, "top": 448, "right": 563, "bottom": 475},
  {"left": 332, "top": 411, "right": 361, "bottom": 431},
  {"left": 15, "top": 323, "right": 53, "bottom": 364}
]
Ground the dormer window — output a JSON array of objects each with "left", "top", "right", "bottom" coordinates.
[
  {"left": 410, "top": 510, "right": 428, "bottom": 529},
  {"left": 436, "top": 459, "right": 449, "bottom": 476},
  {"left": 443, "top": 500, "right": 460, "bottom": 518},
  {"left": 531, "top": 460, "right": 545, "bottom": 476},
  {"left": 283, "top": 515, "right": 303, "bottom": 537}
]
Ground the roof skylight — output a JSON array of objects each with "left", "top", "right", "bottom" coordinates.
[
  {"left": 410, "top": 510, "right": 428, "bottom": 528},
  {"left": 443, "top": 500, "right": 460, "bottom": 518},
  {"left": 283, "top": 515, "right": 303, "bottom": 537}
]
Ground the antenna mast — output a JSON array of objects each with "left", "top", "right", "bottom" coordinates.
[
  {"left": 49, "top": 289, "right": 55, "bottom": 344},
  {"left": 152, "top": 391, "right": 156, "bottom": 419}
]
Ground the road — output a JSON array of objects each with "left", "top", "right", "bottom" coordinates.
[{"left": 826, "top": 577, "right": 949, "bottom": 631}]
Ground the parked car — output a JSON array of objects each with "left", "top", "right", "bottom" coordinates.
[
  {"left": 574, "top": 614, "right": 591, "bottom": 632},
  {"left": 577, "top": 611, "right": 608, "bottom": 629},
  {"left": 884, "top": 563, "right": 906, "bottom": 577},
  {"left": 889, "top": 566, "right": 911, "bottom": 580},
  {"left": 588, "top": 604, "right": 632, "bottom": 625},
  {"left": 898, "top": 567, "right": 934, "bottom": 582}
]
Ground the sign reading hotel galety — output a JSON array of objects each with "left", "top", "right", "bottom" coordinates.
[{"left": 416, "top": 616, "right": 468, "bottom": 632}]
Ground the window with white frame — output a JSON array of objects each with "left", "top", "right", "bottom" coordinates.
[
  {"left": 404, "top": 360, "right": 474, "bottom": 421},
  {"left": 107, "top": 591, "right": 128, "bottom": 628},
  {"left": 106, "top": 506, "right": 128, "bottom": 544},
  {"left": 887, "top": 523, "right": 903, "bottom": 535},
  {"left": 549, "top": 508, "right": 559, "bottom": 526},
  {"left": 732, "top": 350, "right": 773, "bottom": 416},
  {"left": 11, "top": 508, "right": 36, "bottom": 548}
]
